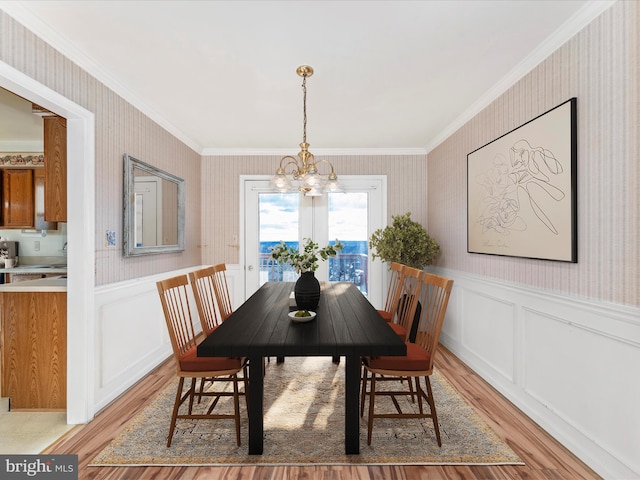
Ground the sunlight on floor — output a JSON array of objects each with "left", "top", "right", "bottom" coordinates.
[{"left": 265, "top": 357, "right": 341, "bottom": 431}]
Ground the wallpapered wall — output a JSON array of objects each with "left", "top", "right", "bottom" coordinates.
[
  {"left": 0, "top": 11, "right": 202, "bottom": 286},
  {"left": 200, "top": 154, "right": 428, "bottom": 266},
  {"left": 427, "top": 1, "right": 639, "bottom": 308}
]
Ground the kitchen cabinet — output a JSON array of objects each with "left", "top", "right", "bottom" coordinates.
[
  {"left": 44, "top": 116, "right": 67, "bottom": 222},
  {"left": 34, "top": 168, "right": 58, "bottom": 231},
  {"left": 0, "top": 290, "right": 66, "bottom": 410},
  {"left": 1, "top": 169, "right": 34, "bottom": 228},
  {"left": 0, "top": 168, "right": 58, "bottom": 230}
]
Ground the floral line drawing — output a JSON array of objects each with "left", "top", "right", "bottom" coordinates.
[{"left": 475, "top": 139, "right": 566, "bottom": 236}]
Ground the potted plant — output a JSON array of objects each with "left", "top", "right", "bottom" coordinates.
[
  {"left": 269, "top": 238, "right": 344, "bottom": 310},
  {"left": 369, "top": 212, "right": 440, "bottom": 269}
]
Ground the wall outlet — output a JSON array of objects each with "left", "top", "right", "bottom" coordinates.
[
  {"left": 106, "top": 230, "right": 116, "bottom": 247},
  {"left": 34, "top": 240, "right": 40, "bottom": 251}
]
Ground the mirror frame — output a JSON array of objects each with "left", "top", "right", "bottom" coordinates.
[{"left": 123, "top": 154, "right": 185, "bottom": 256}]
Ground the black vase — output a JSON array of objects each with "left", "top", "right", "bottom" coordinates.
[{"left": 294, "top": 271, "right": 321, "bottom": 310}]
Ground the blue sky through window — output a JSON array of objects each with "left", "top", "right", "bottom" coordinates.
[{"left": 259, "top": 192, "right": 368, "bottom": 242}]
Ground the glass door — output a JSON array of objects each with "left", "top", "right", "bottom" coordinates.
[{"left": 243, "top": 176, "right": 386, "bottom": 308}]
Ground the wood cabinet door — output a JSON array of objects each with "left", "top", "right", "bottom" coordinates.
[
  {"left": 1, "top": 169, "right": 34, "bottom": 228},
  {"left": 44, "top": 116, "right": 67, "bottom": 222},
  {"left": 34, "top": 168, "right": 58, "bottom": 231},
  {"left": 1, "top": 292, "right": 67, "bottom": 410}
]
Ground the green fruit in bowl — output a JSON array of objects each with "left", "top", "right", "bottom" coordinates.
[{"left": 294, "top": 310, "right": 311, "bottom": 317}]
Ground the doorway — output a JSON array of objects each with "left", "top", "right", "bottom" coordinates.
[
  {"left": 0, "top": 60, "right": 96, "bottom": 424},
  {"left": 242, "top": 176, "right": 386, "bottom": 308}
]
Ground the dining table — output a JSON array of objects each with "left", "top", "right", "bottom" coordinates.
[{"left": 197, "top": 281, "right": 407, "bottom": 455}]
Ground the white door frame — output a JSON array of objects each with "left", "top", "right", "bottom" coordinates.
[
  {"left": 0, "top": 60, "right": 96, "bottom": 424},
  {"left": 240, "top": 175, "right": 387, "bottom": 308}
]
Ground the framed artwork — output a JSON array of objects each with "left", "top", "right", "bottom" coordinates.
[{"left": 467, "top": 98, "right": 577, "bottom": 262}]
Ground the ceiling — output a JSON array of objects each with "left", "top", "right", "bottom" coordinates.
[{"left": 0, "top": 1, "right": 614, "bottom": 154}]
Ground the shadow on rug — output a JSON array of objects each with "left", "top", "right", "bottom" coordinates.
[{"left": 91, "top": 357, "right": 523, "bottom": 466}]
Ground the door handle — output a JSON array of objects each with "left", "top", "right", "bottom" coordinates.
[{"left": 247, "top": 265, "right": 254, "bottom": 271}]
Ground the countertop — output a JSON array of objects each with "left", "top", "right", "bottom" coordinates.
[
  {"left": 0, "top": 275, "right": 67, "bottom": 292},
  {"left": 0, "top": 262, "right": 67, "bottom": 292},
  {"left": 0, "top": 265, "right": 67, "bottom": 274}
]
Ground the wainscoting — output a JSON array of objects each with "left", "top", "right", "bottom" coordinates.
[
  {"left": 92, "top": 265, "right": 638, "bottom": 478},
  {"left": 436, "top": 267, "right": 640, "bottom": 480},
  {"left": 92, "top": 265, "right": 245, "bottom": 414}
]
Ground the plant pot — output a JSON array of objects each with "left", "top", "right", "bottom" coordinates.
[{"left": 294, "top": 271, "right": 321, "bottom": 310}]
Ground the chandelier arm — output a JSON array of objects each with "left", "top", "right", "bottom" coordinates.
[
  {"left": 313, "top": 159, "right": 338, "bottom": 175},
  {"left": 279, "top": 156, "right": 304, "bottom": 177}
]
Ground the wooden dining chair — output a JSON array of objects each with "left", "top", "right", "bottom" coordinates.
[
  {"left": 189, "top": 266, "right": 222, "bottom": 336},
  {"left": 156, "top": 274, "right": 247, "bottom": 447},
  {"left": 361, "top": 272, "right": 453, "bottom": 446},
  {"left": 386, "top": 265, "right": 424, "bottom": 341},
  {"left": 377, "top": 262, "right": 405, "bottom": 322},
  {"left": 211, "top": 263, "right": 233, "bottom": 321}
]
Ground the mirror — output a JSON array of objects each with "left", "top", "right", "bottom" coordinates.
[{"left": 123, "top": 154, "right": 185, "bottom": 256}]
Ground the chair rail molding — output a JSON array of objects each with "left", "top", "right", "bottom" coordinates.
[{"left": 432, "top": 267, "right": 640, "bottom": 480}]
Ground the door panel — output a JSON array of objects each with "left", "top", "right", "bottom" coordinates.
[{"left": 243, "top": 176, "right": 386, "bottom": 308}]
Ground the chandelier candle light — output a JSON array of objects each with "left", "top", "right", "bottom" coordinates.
[{"left": 270, "top": 65, "right": 342, "bottom": 196}]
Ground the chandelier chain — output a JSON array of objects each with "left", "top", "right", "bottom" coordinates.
[{"left": 302, "top": 75, "right": 308, "bottom": 144}]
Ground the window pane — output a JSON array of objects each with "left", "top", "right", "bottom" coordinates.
[
  {"left": 259, "top": 193, "right": 299, "bottom": 285},
  {"left": 328, "top": 192, "right": 369, "bottom": 295}
]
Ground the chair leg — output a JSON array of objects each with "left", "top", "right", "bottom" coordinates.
[
  {"left": 360, "top": 366, "right": 368, "bottom": 417},
  {"left": 197, "top": 378, "right": 205, "bottom": 404},
  {"left": 233, "top": 374, "right": 241, "bottom": 446},
  {"left": 414, "top": 376, "right": 424, "bottom": 414},
  {"left": 242, "top": 365, "right": 249, "bottom": 410},
  {"left": 187, "top": 378, "right": 196, "bottom": 414},
  {"left": 407, "top": 376, "right": 416, "bottom": 403},
  {"left": 366, "top": 373, "right": 377, "bottom": 445},
  {"left": 424, "top": 375, "right": 442, "bottom": 447},
  {"left": 167, "top": 377, "right": 185, "bottom": 447}
]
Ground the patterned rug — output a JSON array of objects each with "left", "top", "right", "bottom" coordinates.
[{"left": 90, "top": 357, "right": 523, "bottom": 466}]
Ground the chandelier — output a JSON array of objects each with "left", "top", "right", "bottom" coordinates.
[{"left": 270, "top": 65, "right": 341, "bottom": 196}]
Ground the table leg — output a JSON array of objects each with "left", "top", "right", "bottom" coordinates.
[
  {"left": 248, "top": 356, "right": 264, "bottom": 454},
  {"left": 344, "top": 355, "right": 360, "bottom": 454}
]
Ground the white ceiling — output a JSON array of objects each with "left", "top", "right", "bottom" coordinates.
[{"left": 0, "top": 1, "right": 614, "bottom": 154}]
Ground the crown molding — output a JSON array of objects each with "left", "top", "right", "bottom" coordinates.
[
  {"left": 1, "top": 1, "right": 616, "bottom": 157},
  {"left": 425, "top": 0, "right": 617, "bottom": 153},
  {"left": 200, "top": 147, "right": 427, "bottom": 157},
  {"left": 0, "top": 2, "right": 203, "bottom": 155}
]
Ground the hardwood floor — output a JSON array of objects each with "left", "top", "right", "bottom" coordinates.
[{"left": 46, "top": 346, "right": 601, "bottom": 480}]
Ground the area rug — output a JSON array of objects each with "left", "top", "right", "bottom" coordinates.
[{"left": 90, "top": 357, "right": 523, "bottom": 466}]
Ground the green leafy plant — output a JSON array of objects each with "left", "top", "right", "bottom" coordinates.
[
  {"left": 369, "top": 212, "right": 440, "bottom": 268},
  {"left": 269, "top": 238, "right": 344, "bottom": 274}
]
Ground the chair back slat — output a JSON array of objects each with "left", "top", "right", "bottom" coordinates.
[
  {"left": 394, "top": 266, "right": 423, "bottom": 337},
  {"left": 157, "top": 275, "right": 197, "bottom": 359},
  {"left": 382, "top": 262, "right": 405, "bottom": 321},
  {"left": 189, "top": 266, "right": 222, "bottom": 336},
  {"left": 211, "top": 263, "right": 233, "bottom": 321},
  {"left": 413, "top": 273, "right": 454, "bottom": 369}
]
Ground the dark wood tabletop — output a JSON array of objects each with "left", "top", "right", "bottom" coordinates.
[{"left": 198, "top": 281, "right": 406, "bottom": 455}]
